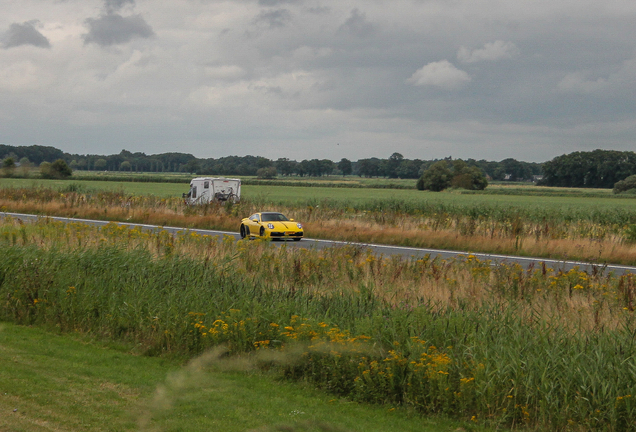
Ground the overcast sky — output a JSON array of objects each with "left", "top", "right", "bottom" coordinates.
[{"left": 1, "top": 0, "right": 635, "bottom": 162}]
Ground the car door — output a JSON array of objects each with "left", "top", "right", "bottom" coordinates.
[{"left": 245, "top": 214, "right": 261, "bottom": 236}]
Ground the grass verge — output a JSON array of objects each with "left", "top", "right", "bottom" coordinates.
[{"left": 0, "top": 323, "right": 482, "bottom": 432}]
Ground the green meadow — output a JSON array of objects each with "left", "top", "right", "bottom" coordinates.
[{"left": 1, "top": 177, "right": 633, "bottom": 216}]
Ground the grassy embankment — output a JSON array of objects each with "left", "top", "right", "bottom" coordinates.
[
  {"left": 1, "top": 323, "right": 463, "bottom": 432},
  {"left": 2, "top": 218, "right": 636, "bottom": 430},
  {"left": 2, "top": 178, "right": 636, "bottom": 264}
]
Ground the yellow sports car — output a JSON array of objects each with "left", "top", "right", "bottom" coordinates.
[{"left": 240, "top": 212, "right": 303, "bottom": 241}]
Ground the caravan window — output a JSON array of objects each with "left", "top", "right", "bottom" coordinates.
[
  {"left": 192, "top": 186, "right": 197, "bottom": 199},
  {"left": 204, "top": 181, "right": 209, "bottom": 189}
]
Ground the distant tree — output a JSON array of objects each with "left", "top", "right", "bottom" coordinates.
[
  {"left": 357, "top": 158, "right": 382, "bottom": 177},
  {"left": 417, "top": 161, "right": 452, "bottom": 191},
  {"left": 53, "top": 159, "right": 73, "bottom": 178},
  {"left": 256, "top": 156, "right": 272, "bottom": 169},
  {"left": 417, "top": 160, "right": 487, "bottom": 191},
  {"left": 338, "top": 158, "right": 352, "bottom": 176},
  {"left": 320, "top": 159, "right": 335, "bottom": 176},
  {"left": 256, "top": 166, "right": 277, "bottom": 179},
  {"left": 2, "top": 157, "right": 16, "bottom": 177},
  {"left": 120, "top": 161, "right": 132, "bottom": 171},
  {"left": 499, "top": 158, "right": 533, "bottom": 181},
  {"left": 19, "top": 157, "right": 32, "bottom": 177},
  {"left": 94, "top": 158, "right": 107, "bottom": 170},
  {"left": 41, "top": 159, "right": 72, "bottom": 179},
  {"left": 451, "top": 160, "right": 488, "bottom": 190},
  {"left": 183, "top": 159, "right": 200, "bottom": 174},
  {"left": 276, "top": 158, "right": 295, "bottom": 176},
  {"left": 300, "top": 159, "right": 325, "bottom": 177},
  {"left": 39, "top": 161, "right": 51, "bottom": 177},
  {"left": 385, "top": 152, "right": 404, "bottom": 178},
  {"left": 396, "top": 159, "right": 424, "bottom": 179}
]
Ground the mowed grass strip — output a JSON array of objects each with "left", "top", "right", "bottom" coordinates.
[{"left": 0, "top": 323, "right": 480, "bottom": 432}]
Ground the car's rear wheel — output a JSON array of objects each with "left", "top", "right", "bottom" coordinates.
[{"left": 240, "top": 225, "right": 246, "bottom": 239}]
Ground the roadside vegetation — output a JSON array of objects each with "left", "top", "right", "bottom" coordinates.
[
  {"left": 1, "top": 217, "right": 636, "bottom": 430},
  {"left": 2, "top": 181, "right": 636, "bottom": 264}
]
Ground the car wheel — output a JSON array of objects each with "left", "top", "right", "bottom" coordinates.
[
  {"left": 260, "top": 226, "right": 265, "bottom": 237},
  {"left": 240, "top": 225, "right": 246, "bottom": 239}
]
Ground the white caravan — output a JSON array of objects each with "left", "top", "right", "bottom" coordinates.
[{"left": 183, "top": 177, "right": 241, "bottom": 205}]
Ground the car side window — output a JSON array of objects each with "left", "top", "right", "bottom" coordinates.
[
  {"left": 204, "top": 181, "right": 209, "bottom": 189},
  {"left": 192, "top": 186, "right": 197, "bottom": 199},
  {"left": 250, "top": 214, "right": 260, "bottom": 222}
]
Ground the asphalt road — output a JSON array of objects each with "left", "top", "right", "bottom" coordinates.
[{"left": 2, "top": 211, "right": 635, "bottom": 276}]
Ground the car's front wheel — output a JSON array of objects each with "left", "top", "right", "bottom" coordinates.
[{"left": 259, "top": 226, "right": 265, "bottom": 237}]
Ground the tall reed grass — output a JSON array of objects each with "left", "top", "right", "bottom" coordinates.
[{"left": 1, "top": 218, "right": 636, "bottom": 430}]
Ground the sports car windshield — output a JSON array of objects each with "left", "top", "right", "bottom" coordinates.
[{"left": 261, "top": 213, "right": 289, "bottom": 222}]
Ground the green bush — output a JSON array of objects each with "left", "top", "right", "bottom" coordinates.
[
  {"left": 417, "top": 161, "right": 487, "bottom": 192},
  {"left": 613, "top": 174, "right": 636, "bottom": 194},
  {"left": 40, "top": 159, "right": 72, "bottom": 179},
  {"left": 256, "top": 166, "right": 277, "bottom": 179},
  {"left": 416, "top": 161, "right": 452, "bottom": 191},
  {"left": 2, "top": 157, "right": 16, "bottom": 177}
]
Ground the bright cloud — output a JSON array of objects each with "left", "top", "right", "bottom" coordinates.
[
  {"left": 407, "top": 60, "right": 471, "bottom": 90},
  {"left": 457, "top": 40, "right": 519, "bottom": 64},
  {"left": 558, "top": 72, "right": 608, "bottom": 94}
]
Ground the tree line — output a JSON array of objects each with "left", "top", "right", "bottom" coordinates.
[
  {"left": 0, "top": 144, "right": 542, "bottom": 181},
  {"left": 540, "top": 150, "right": 636, "bottom": 189},
  {"left": 4, "top": 144, "right": 636, "bottom": 191}
]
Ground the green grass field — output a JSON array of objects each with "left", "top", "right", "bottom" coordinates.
[
  {"left": 1, "top": 177, "right": 633, "bottom": 214},
  {"left": 0, "top": 323, "right": 484, "bottom": 432}
]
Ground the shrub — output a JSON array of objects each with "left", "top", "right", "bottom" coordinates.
[
  {"left": 40, "top": 159, "right": 72, "bottom": 179},
  {"left": 416, "top": 161, "right": 452, "bottom": 191},
  {"left": 2, "top": 157, "right": 16, "bottom": 177},
  {"left": 451, "top": 164, "right": 488, "bottom": 191},
  {"left": 256, "top": 166, "right": 277, "bottom": 179},
  {"left": 417, "top": 161, "right": 488, "bottom": 191},
  {"left": 613, "top": 174, "right": 636, "bottom": 194}
]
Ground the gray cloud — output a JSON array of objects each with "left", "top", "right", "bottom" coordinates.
[
  {"left": 307, "top": 6, "right": 330, "bottom": 15},
  {"left": 4, "top": 0, "right": 636, "bottom": 163},
  {"left": 253, "top": 9, "right": 292, "bottom": 29},
  {"left": 83, "top": 13, "right": 154, "bottom": 46},
  {"left": 258, "top": 0, "right": 299, "bottom": 5},
  {"left": 104, "top": 0, "right": 135, "bottom": 13},
  {"left": 338, "top": 8, "right": 377, "bottom": 38},
  {"left": 2, "top": 21, "right": 50, "bottom": 49}
]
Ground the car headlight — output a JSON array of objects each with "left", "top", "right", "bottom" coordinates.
[
  {"left": 268, "top": 223, "right": 274, "bottom": 229},
  {"left": 297, "top": 223, "right": 303, "bottom": 229}
]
